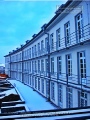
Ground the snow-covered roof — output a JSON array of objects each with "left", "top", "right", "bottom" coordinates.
[{"left": 0, "top": 88, "right": 17, "bottom": 97}]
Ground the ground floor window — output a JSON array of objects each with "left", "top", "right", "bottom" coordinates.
[
  {"left": 35, "top": 77, "right": 37, "bottom": 89},
  {"left": 29, "top": 75, "right": 31, "bottom": 86},
  {"left": 27, "top": 75, "right": 29, "bottom": 85},
  {"left": 38, "top": 78, "right": 40, "bottom": 91},
  {"left": 51, "top": 82, "right": 55, "bottom": 101},
  {"left": 46, "top": 80, "right": 49, "bottom": 98},
  {"left": 78, "top": 51, "right": 86, "bottom": 85},
  {"left": 32, "top": 76, "right": 34, "bottom": 87},
  {"left": 42, "top": 79, "right": 44, "bottom": 94},
  {"left": 78, "top": 91, "right": 87, "bottom": 107},
  {"left": 66, "top": 87, "right": 73, "bottom": 108},
  {"left": 58, "top": 84, "right": 63, "bottom": 108}
]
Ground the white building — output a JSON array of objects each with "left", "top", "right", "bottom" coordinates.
[{"left": 5, "top": 0, "right": 90, "bottom": 108}]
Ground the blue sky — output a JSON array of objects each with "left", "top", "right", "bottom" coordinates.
[{"left": 0, "top": 0, "right": 67, "bottom": 65}]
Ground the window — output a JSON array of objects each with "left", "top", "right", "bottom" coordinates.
[
  {"left": 23, "top": 51, "right": 25, "bottom": 59},
  {"left": 50, "top": 33, "right": 54, "bottom": 50},
  {"left": 66, "top": 54, "right": 72, "bottom": 76},
  {"left": 25, "top": 50, "right": 27, "bottom": 59},
  {"left": 78, "top": 91, "right": 87, "bottom": 107},
  {"left": 30, "top": 61, "right": 31, "bottom": 73},
  {"left": 20, "top": 53, "right": 21, "bottom": 60},
  {"left": 46, "top": 80, "right": 49, "bottom": 98},
  {"left": 41, "top": 79, "right": 44, "bottom": 94},
  {"left": 27, "top": 49, "right": 29, "bottom": 59},
  {"left": 29, "top": 75, "right": 31, "bottom": 85},
  {"left": 51, "top": 57, "right": 54, "bottom": 74},
  {"left": 41, "top": 59, "right": 44, "bottom": 73},
  {"left": 26, "top": 50, "right": 27, "bottom": 59},
  {"left": 38, "top": 60, "right": 40, "bottom": 73},
  {"left": 29, "top": 48, "right": 31, "bottom": 58},
  {"left": 25, "top": 62, "right": 26, "bottom": 71},
  {"left": 38, "top": 43, "right": 40, "bottom": 55},
  {"left": 58, "top": 84, "right": 63, "bottom": 108},
  {"left": 35, "top": 77, "right": 37, "bottom": 89},
  {"left": 78, "top": 51, "right": 86, "bottom": 84},
  {"left": 45, "top": 59, "right": 48, "bottom": 76},
  {"left": 32, "top": 47, "right": 34, "bottom": 57},
  {"left": 23, "top": 62, "right": 25, "bottom": 71},
  {"left": 65, "top": 22, "right": 70, "bottom": 45},
  {"left": 26, "top": 62, "right": 29, "bottom": 72},
  {"left": 51, "top": 82, "right": 55, "bottom": 101},
  {"left": 32, "top": 61, "right": 34, "bottom": 73},
  {"left": 38, "top": 78, "right": 40, "bottom": 91},
  {"left": 76, "top": 13, "right": 83, "bottom": 41},
  {"left": 56, "top": 28, "right": 60, "bottom": 47},
  {"left": 35, "top": 61, "right": 37, "bottom": 73},
  {"left": 41, "top": 40, "right": 44, "bottom": 50},
  {"left": 32, "top": 76, "right": 34, "bottom": 87},
  {"left": 45, "top": 37, "right": 48, "bottom": 52},
  {"left": 57, "top": 56, "right": 62, "bottom": 76},
  {"left": 27, "top": 61, "right": 29, "bottom": 72},
  {"left": 35, "top": 45, "right": 37, "bottom": 56},
  {"left": 35, "top": 61, "right": 37, "bottom": 72},
  {"left": 66, "top": 87, "right": 73, "bottom": 108}
]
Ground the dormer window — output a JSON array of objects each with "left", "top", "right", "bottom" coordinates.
[{"left": 41, "top": 24, "right": 47, "bottom": 31}]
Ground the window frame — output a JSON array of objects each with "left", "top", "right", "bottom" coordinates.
[
  {"left": 66, "top": 54, "right": 72, "bottom": 77},
  {"left": 64, "top": 21, "right": 70, "bottom": 46},
  {"left": 51, "top": 57, "right": 54, "bottom": 75},
  {"left": 56, "top": 28, "right": 61, "bottom": 48},
  {"left": 75, "top": 12, "right": 83, "bottom": 42},
  {"left": 50, "top": 33, "right": 54, "bottom": 51},
  {"left": 51, "top": 82, "right": 55, "bottom": 101}
]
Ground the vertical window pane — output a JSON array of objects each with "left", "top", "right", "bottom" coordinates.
[
  {"left": 50, "top": 33, "right": 54, "bottom": 50},
  {"left": 45, "top": 59, "right": 48, "bottom": 76},
  {"left": 56, "top": 28, "right": 60, "bottom": 47},
  {"left": 51, "top": 82, "right": 55, "bottom": 101},
  {"left": 45, "top": 37, "right": 48, "bottom": 51},
  {"left": 79, "top": 91, "right": 87, "bottom": 107},
  {"left": 38, "top": 60, "right": 40, "bottom": 73},
  {"left": 42, "top": 79, "right": 44, "bottom": 94},
  {"left": 58, "top": 84, "right": 62, "bottom": 108},
  {"left": 57, "top": 56, "right": 62, "bottom": 75},
  {"left": 76, "top": 13, "right": 83, "bottom": 41},
  {"left": 41, "top": 40, "right": 44, "bottom": 50},
  {"left": 35, "top": 77, "right": 37, "bottom": 89},
  {"left": 79, "top": 51, "right": 86, "bottom": 83},
  {"left": 67, "top": 87, "right": 73, "bottom": 108},
  {"left": 65, "top": 22, "right": 70, "bottom": 45},
  {"left": 41, "top": 59, "right": 44, "bottom": 73},
  {"left": 38, "top": 78, "right": 40, "bottom": 91},
  {"left": 51, "top": 57, "right": 54, "bottom": 74},
  {"left": 66, "top": 54, "right": 72, "bottom": 76}
]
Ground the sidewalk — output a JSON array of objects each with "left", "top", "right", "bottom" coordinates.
[{"left": 8, "top": 79, "right": 57, "bottom": 111}]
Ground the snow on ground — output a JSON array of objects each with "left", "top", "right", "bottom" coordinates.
[
  {"left": 0, "top": 88, "right": 17, "bottom": 97},
  {"left": 8, "top": 79, "right": 57, "bottom": 111}
]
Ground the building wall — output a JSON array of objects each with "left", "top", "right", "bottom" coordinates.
[{"left": 5, "top": 0, "right": 90, "bottom": 108}]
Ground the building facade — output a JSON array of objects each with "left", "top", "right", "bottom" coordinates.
[{"left": 5, "top": 0, "right": 90, "bottom": 108}]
